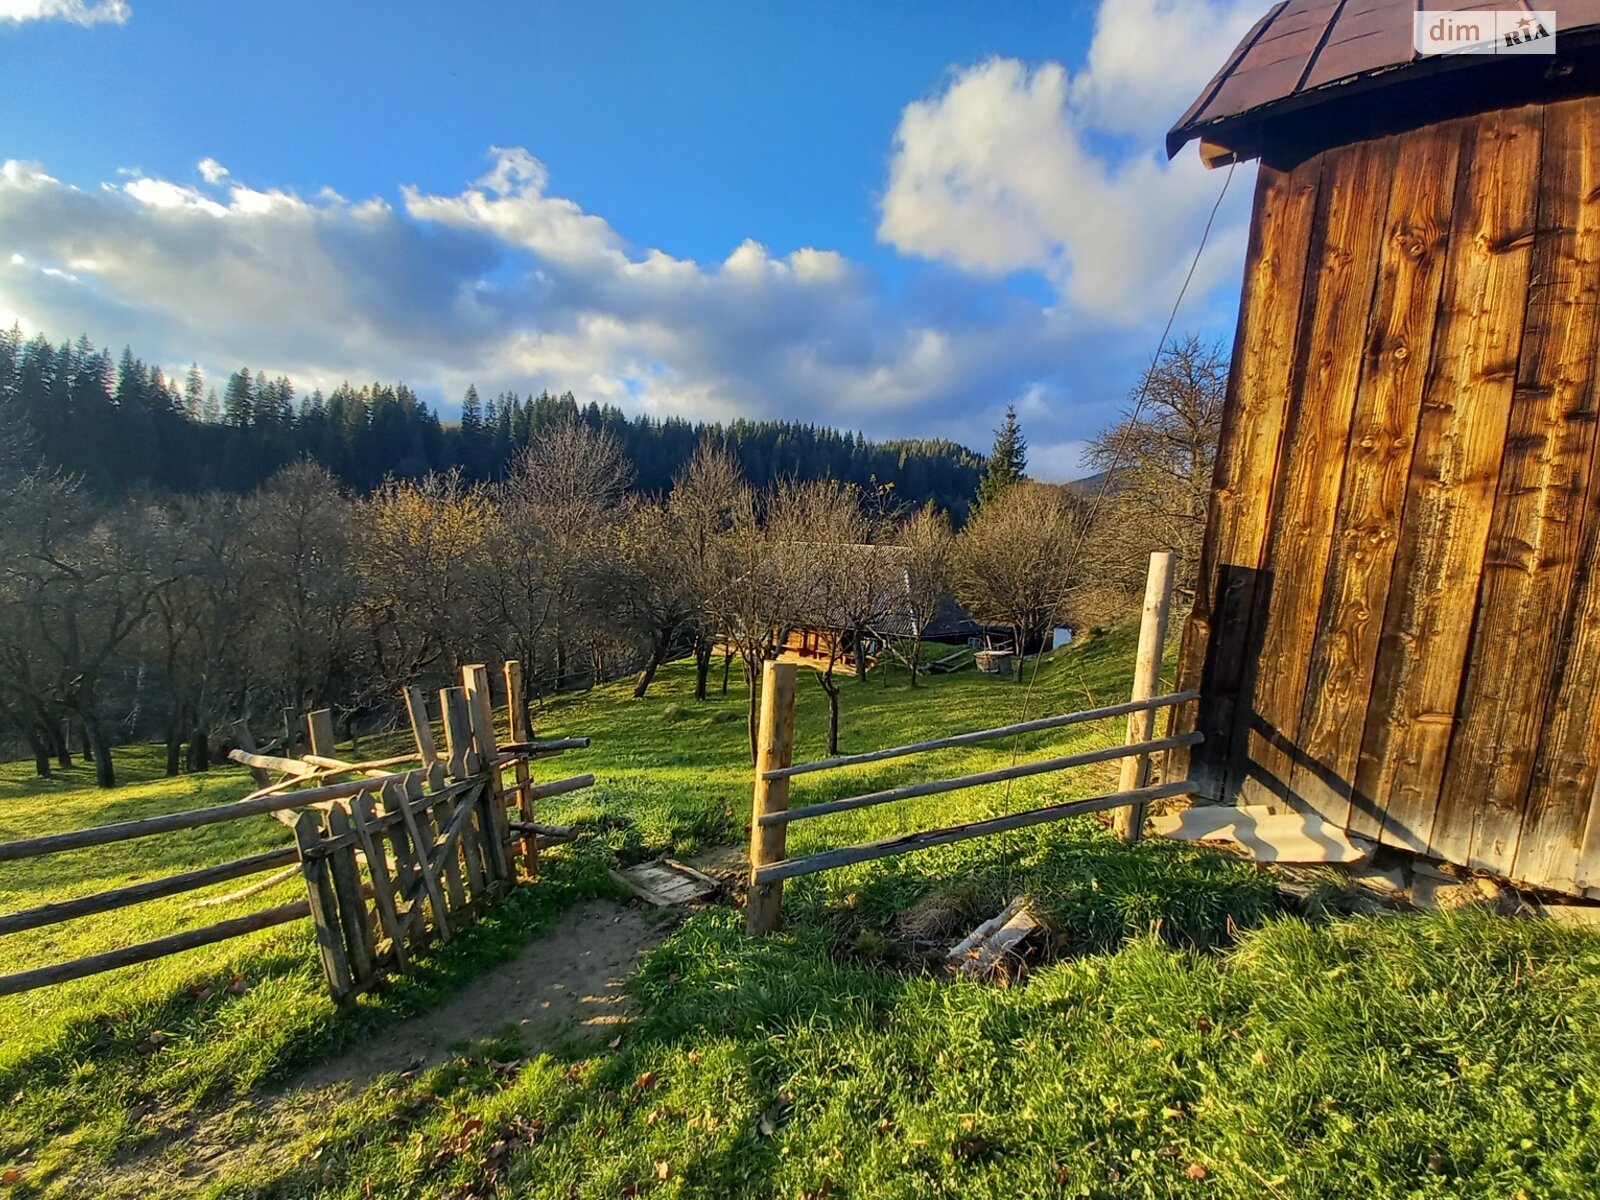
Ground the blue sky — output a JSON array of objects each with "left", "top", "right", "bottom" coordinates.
[{"left": 0, "top": 0, "right": 1261, "bottom": 477}]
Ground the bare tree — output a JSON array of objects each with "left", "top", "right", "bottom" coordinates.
[
  {"left": 612, "top": 498, "right": 699, "bottom": 698},
  {"left": 668, "top": 442, "right": 749, "bottom": 700},
  {"left": 0, "top": 489, "right": 172, "bottom": 786},
  {"left": 1082, "top": 334, "right": 1226, "bottom": 605},
  {"left": 952, "top": 481, "right": 1085, "bottom": 682},
  {"left": 143, "top": 493, "right": 257, "bottom": 774},
  {"left": 500, "top": 419, "right": 632, "bottom": 692},
  {"left": 354, "top": 470, "right": 496, "bottom": 712},
  {"left": 243, "top": 462, "right": 359, "bottom": 716},
  {"left": 895, "top": 502, "right": 955, "bottom": 687}
]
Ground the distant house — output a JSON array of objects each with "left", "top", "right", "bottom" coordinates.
[{"left": 767, "top": 543, "right": 999, "bottom": 677}]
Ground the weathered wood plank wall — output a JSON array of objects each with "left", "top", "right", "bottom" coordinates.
[{"left": 1174, "top": 95, "right": 1600, "bottom": 896}]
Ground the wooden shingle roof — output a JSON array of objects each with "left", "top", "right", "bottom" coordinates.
[{"left": 1168, "top": 0, "right": 1600, "bottom": 162}]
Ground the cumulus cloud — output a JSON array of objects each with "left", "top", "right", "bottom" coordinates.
[
  {"left": 0, "top": 0, "right": 128, "bottom": 25},
  {"left": 878, "top": 0, "right": 1255, "bottom": 324},
  {"left": 0, "top": 0, "right": 1255, "bottom": 474}
]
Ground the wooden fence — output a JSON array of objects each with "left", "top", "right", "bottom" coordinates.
[
  {"left": 0, "top": 661, "right": 592, "bottom": 1001},
  {"left": 745, "top": 552, "right": 1195, "bottom": 934}
]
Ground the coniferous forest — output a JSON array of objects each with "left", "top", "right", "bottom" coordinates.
[{"left": 0, "top": 326, "right": 984, "bottom": 516}]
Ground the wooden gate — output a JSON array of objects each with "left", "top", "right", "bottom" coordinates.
[{"left": 0, "top": 660, "right": 593, "bottom": 1002}]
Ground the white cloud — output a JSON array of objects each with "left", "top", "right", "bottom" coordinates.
[
  {"left": 0, "top": 0, "right": 128, "bottom": 25},
  {"left": 878, "top": 1, "right": 1256, "bottom": 324},
  {"left": 197, "top": 157, "right": 230, "bottom": 184}
]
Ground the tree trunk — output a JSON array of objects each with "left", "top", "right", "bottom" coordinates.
[
  {"left": 1013, "top": 625, "right": 1026, "bottom": 682},
  {"left": 164, "top": 720, "right": 183, "bottom": 776},
  {"left": 187, "top": 726, "right": 211, "bottom": 772},
  {"left": 26, "top": 727, "right": 51, "bottom": 778},
  {"left": 694, "top": 639, "right": 712, "bottom": 701},
  {"left": 87, "top": 717, "right": 116, "bottom": 788},
  {"left": 853, "top": 633, "right": 869, "bottom": 682},
  {"left": 909, "top": 633, "right": 923, "bottom": 688},
  {"left": 634, "top": 644, "right": 666, "bottom": 699},
  {"left": 817, "top": 667, "right": 841, "bottom": 756},
  {"left": 722, "top": 647, "right": 733, "bottom": 696},
  {"left": 78, "top": 721, "right": 93, "bottom": 761},
  {"left": 745, "top": 659, "right": 759, "bottom": 765},
  {"left": 51, "top": 720, "right": 71, "bottom": 768}
]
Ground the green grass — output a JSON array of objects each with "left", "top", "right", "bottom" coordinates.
[{"left": 2, "top": 627, "right": 1598, "bottom": 1198}]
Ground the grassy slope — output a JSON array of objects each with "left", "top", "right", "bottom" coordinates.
[{"left": 0, "top": 627, "right": 1596, "bottom": 1198}]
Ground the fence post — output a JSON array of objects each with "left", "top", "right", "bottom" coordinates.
[
  {"left": 307, "top": 709, "right": 336, "bottom": 758},
  {"left": 1114, "top": 551, "right": 1177, "bottom": 843},
  {"left": 746, "top": 660, "right": 797, "bottom": 935},
  {"left": 503, "top": 660, "right": 537, "bottom": 876}
]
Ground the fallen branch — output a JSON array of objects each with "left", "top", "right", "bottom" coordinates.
[{"left": 188, "top": 864, "right": 300, "bottom": 909}]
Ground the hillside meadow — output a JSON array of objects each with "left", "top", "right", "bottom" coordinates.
[{"left": 0, "top": 626, "right": 1597, "bottom": 1198}]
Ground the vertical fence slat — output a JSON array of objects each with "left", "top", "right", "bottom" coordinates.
[
  {"left": 325, "top": 804, "right": 377, "bottom": 986},
  {"left": 391, "top": 774, "right": 450, "bottom": 943},
  {"left": 405, "top": 687, "right": 437, "bottom": 765},
  {"left": 431, "top": 788, "right": 469, "bottom": 915},
  {"left": 504, "top": 659, "right": 537, "bottom": 876},
  {"left": 464, "top": 664, "right": 513, "bottom": 887},
  {"left": 1115, "top": 552, "right": 1178, "bottom": 843},
  {"left": 440, "top": 687, "right": 477, "bottom": 780},
  {"left": 746, "top": 661, "right": 797, "bottom": 935},
  {"left": 295, "top": 811, "right": 353, "bottom": 1002},
  {"left": 350, "top": 790, "right": 408, "bottom": 968}
]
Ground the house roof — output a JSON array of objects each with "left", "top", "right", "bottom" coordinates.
[{"left": 1168, "top": 0, "right": 1600, "bottom": 164}]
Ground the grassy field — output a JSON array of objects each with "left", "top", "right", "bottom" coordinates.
[{"left": 2, "top": 626, "right": 1598, "bottom": 1198}]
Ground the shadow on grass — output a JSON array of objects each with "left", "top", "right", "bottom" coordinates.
[{"left": 785, "top": 816, "right": 1279, "bottom": 957}]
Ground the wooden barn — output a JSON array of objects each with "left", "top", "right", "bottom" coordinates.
[{"left": 1166, "top": 1, "right": 1600, "bottom": 895}]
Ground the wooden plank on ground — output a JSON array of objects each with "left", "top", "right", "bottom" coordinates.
[
  {"left": 1355, "top": 105, "right": 1543, "bottom": 855},
  {"left": 1290, "top": 124, "right": 1464, "bottom": 834},
  {"left": 1172, "top": 152, "right": 1326, "bottom": 800},
  {"left": 1235, "top": 135, "right": 1394, "bottom": 810}
]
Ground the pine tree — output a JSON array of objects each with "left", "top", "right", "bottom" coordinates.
[
  {"left": 975, "top": 404, "right": 1027, "bottom": 510},
  {"left": 184, "top": 363, "right": 204, "bottom": 420},
  {"left": 222, "top": 369, "right": 254, "bottom": 427},
  {"left": 460, "top": 384, "right": 483, "bottom": 435}
]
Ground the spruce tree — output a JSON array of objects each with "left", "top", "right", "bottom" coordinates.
[{"left": 975, "top": 404, "right": 1027, "bottom": 510}]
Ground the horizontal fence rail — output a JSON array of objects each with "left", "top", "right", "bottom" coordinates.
[
  {"left": 755, "top": 779, "right": 1197, "bottom": 885},
  {"left": 745, "top": 550, "right": 1187, "bottom": 936},
  {"left": 0, "top": 659, "right": 596, "bottom": 1002},
  {"left": 762, "top": 732, "right": 1202, "bottom": 826},
  {"left": 764, "top": 690, "right": 1199, "bottom": 781}
]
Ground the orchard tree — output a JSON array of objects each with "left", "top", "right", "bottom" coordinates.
[{"left": 953, "top": 481, "right": 1084, "bottom": 681}]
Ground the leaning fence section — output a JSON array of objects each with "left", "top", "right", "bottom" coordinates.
[
  {"left": 745, "top": 551, "right": 1192, "bottom": 935},
  {"left": 0, "top": 660, "right": 593, "bottom": 1002}
]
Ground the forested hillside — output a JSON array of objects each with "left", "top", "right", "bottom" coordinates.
[{"left": 0, "top": 327, "right": 983, "bottom": 515}]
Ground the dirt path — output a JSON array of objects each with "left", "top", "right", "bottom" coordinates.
[{"left": 87, "top": 899, "right": 670, "bottom": 1198}]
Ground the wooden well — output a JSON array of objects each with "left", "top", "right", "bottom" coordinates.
[{"left": 1167, "top": 3, "right": 1600, "bottom": 894}]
